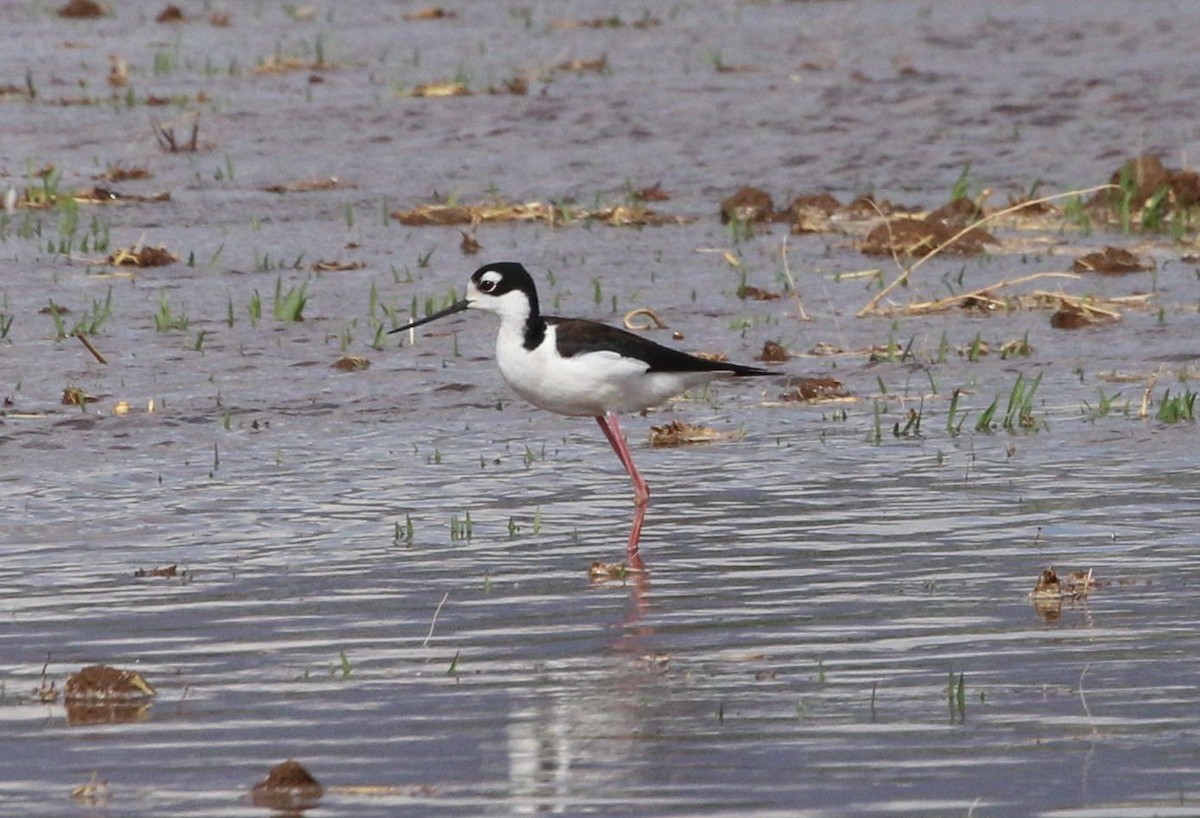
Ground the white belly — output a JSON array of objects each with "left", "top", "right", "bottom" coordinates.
[{"left": 495, "top": 327, "right": 720, "bottom": 417}]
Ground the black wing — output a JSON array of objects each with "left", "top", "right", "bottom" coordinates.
[{"left": 547, "top": 317, "right": 769, "bottom": 376}]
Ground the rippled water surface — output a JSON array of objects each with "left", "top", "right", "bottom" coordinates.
[{"left": 3, "top": 1, "right": 1200, "bottom": 816}]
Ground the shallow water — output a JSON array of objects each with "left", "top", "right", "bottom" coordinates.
[{"left": 3, "top": 1, "right": 1200, "bottom": 816}]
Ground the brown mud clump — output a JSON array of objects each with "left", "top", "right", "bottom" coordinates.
[
  {"left": 738, "top": 284, "right": 781, "bottom": 301},
  {"left": 630, "top": 182, "right": 670, "bottom": 202},
  {"left": 720, "top": 186, "right": 776, "bottom": 223},
  {"left": 861, "top": 214, "right": 995, "bottom": 258},
  {"left": 1070, "top": 245, "right": 1152, "bottom": 274},
  {"left": 64, "top": 664, "right": 157, "bottom": 726},
  {"left": 927, "top": 196, "right": 984, "bottom": 227},
  {"left": 786, "top": 192, "right": 842, "bottom": 232},
  {"left": 845, "top": 195, "right": 897, "bottom": 219},
  {"left": 65, "top": 665, "right": 156, "bottom": 701},
  {"left": 251, "top": 760, "right": 324, "bottom": 811},
  {"left": 1050, "top": 300, "right": 1118, "bottom": 330},
  {"left": 58, "top": 0, "right": 106, "bottom": 17},
  {"left": 1089, "top": 153, "right": 1200, "bottom": 224},
  {"left": 95, "top": 165, "right": 152, "bottom": 183},
  {"left": 332, "top": 355, "right": 371, "bottom": 371},
  {"left": 756, "top": 340, "right": 791, "bottom": 362}
]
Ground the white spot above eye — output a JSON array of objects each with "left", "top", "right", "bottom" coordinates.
[{"left": 478, "top": 271, "right": 503, "bottom": 292}]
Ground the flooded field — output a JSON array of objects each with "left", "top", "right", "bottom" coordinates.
[{"left": 2, "top": 1, "right": 1200, "bottom": 815}]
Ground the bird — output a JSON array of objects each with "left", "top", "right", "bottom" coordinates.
[{"left": 391, "top": 261, "right": 771, "bottom": 560}]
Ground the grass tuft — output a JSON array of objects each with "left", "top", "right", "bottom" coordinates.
[
  {"left": 1156, "top": 388, "right": 1196, "bottom": 423},
  {"left": 273, "top": 276, "right": 309, "bottom": 321}
]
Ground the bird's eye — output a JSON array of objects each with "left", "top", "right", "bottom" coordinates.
[{"left": 478, "top": 273, "right": 501, "bottom": 293}]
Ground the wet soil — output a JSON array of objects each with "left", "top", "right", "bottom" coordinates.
[{"left": 3, "top": 2, "right": 1200, "bottom": 816}]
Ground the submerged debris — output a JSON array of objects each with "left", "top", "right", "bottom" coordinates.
[
  {"left": 551, "top": 14, "right": 661, "bottom": 29},
  {"left": 588, "top": 562, "right": 630, "bottom": 582},
  {"left": 557, "top": 56, "right": 608, "bottom": 73},
  {"left": 401, "top": 81, "right": 470, "bottom": 97},
  {"left": 73, "top": 328, "right": 107, "bottom": 363},
  {"left": 94, "top": 165, "right": 152, "bottom": 182},
  {"left": 107, "top": 244, "right": 177, "bottom": 267},
  {"left": 73, "top": 187, "right": 170, "bottom": 204},
  {"left": 460, "top": 229, "right": 482, "bottom": 255},
  {"left": 310, "top": 259, "right": 364, "bottom": 272},
  {"left": 1031, "top": 567, "right": 1100, "bottom": 600},
  {"left": 392, "top": 199, "right": 689, "bottom": 228},
  {"left": 649, "top": 420, "right": 742, "bottom": 447},
  {"left": 262, "top": 176, "right": 354, "bottom": 194},
  {"left": 62, "top": 386, "right": 97, "bottom": 405},
  {"left": 70, "top": 772, "right": 111, "bottom": 807},
  {"left": 999, "top": 337, "right": 1034, "bottom": 358},
  {"left": 630, "top": 182, "right": 670, "bottom": 202},
  {"left": 402, "top": 6, "right": 457, "bottom": 20},
  {"left": 1030, "top": 566, "right": 1102, "bottom": 622},
  {"left": 394, "top": 201, "right": 546, "bottom": 226},
  {"left": 133, "top": 564, "right": 178, "bottom": 578},
  {"left": 254, "top": 53, "right": 334, "bottom": 75},
  {"left": 779, "top": 377, "right": 851, "bottom": 403},
  {"left": 151, "top": 114, "right": 200, "bottom": 152},
  {"left": 489, "top": 76, "right": 528, "bottom": 95}
]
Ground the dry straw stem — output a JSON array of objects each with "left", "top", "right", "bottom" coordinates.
[
  {"left": 623, "top": 308, "right": 668, "bottom": 330},
  {"left": 74, "top": 331, "right": 108, "bottom": 364},
  {"left": 780, "top": 232, "right": 810, "bottom": 321},
  {"left": 1031, "top": 290, "right": 1147, "bottom": 318},
  {"left": 1138, "top": 374, "right": 1158, "bottom": 418},
  {"left": 880, "top": 271, "right": 1081, "bottom": 316},
  {"left": 857, "top": 184, "right": 1118, "bottom": 317},
  {"left": 422, "top": 591, "right": 450, "bottom": 648}
]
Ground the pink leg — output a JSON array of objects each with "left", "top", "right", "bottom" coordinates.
[
  {"left": 595, "top": 413, "right": 650, "bottom": 506},
  {"left": 595, "top": 413, "right": 651, "bottom": 561},
  {"left": 626, "top": 502, "right": 647, "bottom": 567}
]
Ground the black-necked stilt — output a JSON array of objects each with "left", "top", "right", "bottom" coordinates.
[{"left": 391, "top": 261, "right": 770, "bottom": 560}]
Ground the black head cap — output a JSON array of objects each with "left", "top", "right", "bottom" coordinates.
[{"left": 471, "top": 262, "right": 539, "bottom": 316}]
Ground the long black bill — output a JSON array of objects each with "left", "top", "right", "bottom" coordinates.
[{"left": 389, "top": 299, "right": 470, "bottom": 334}]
